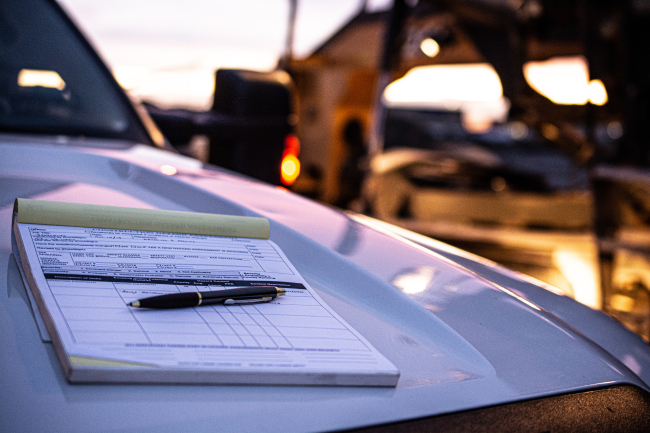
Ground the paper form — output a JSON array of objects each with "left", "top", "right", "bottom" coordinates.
[{"left": 15, "top": 223, "right": 399, "bottom": 386}]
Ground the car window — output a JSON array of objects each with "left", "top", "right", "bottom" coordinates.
[{"left": 0, "top": 0, "right": 148, "bottom": 142}]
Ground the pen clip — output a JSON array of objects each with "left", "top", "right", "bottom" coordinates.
[{"left": 223, "top": 297, "right": 273, "bottom": 305}]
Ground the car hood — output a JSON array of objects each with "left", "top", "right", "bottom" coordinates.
[{"left": 1, "top": 135, "right": 649, "bottom": 432}]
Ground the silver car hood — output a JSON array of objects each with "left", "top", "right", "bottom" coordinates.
[{"left": 1, "top": 135, "right": 649, "bottom": 432}]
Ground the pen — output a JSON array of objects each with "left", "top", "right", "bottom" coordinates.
[{"left": 128, "top": 286, "right": 286, "bottom": 309}]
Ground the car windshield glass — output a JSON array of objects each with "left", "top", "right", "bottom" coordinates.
[{"left": 0, "top": 0, "right": 143, "bottom": 141}]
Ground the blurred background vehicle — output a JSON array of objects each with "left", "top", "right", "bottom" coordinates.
[
  {"left": 143, "top": 69, "right": 299, "bottom": 186},
  {"left": 285, "top": 0, "right": 650, "bottom": 341}
]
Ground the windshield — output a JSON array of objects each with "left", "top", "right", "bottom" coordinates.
[{"left": 0, "top": 0, "right": 150, "bottom": 142}]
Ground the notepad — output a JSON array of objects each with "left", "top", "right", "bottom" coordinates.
[{"left": 12, "top": 199, "right": 399, "bottom": 386}]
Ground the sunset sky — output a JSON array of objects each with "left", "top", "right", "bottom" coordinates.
[
  {"left": 57, "top": 0, "right": 595, "bottom": 127},
  {"left": 59, "top": 0, "right": 391, "bottom": 109}
]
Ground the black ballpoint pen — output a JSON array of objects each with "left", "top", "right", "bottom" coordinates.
[{"left": 128, "top": 286, "right": 286, "bottom": 309}]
